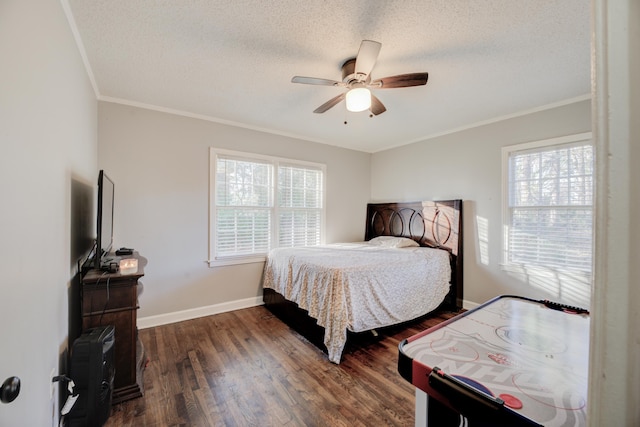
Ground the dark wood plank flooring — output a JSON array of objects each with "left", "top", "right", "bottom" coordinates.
[{"left": 105, "top": 305, "right": 460, "bottom": 427}]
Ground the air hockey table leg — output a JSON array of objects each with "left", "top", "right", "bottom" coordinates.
[
  {"left": 416, "top": 388, "right": 468, "bottom": 427},
  {"left": 415, "top": 388, "right": 428, "bottom": 427}
]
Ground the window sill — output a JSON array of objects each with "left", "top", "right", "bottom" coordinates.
[{"left": 207, "top": 256, "right": 266, "bottom": 267}]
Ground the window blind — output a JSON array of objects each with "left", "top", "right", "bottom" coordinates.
[
  {"left": 215, "top": 156, "right": 273, "bottom": 257},
  {"left": 507, "top": 142, "right": 593, "bottom": 274},
  {"left": 278, "top": 165, "right": 323, "bottom": 247}
]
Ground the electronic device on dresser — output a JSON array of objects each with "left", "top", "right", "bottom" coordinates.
[{"left": 95, "top": 170, "right": 115, "bottom": 270}]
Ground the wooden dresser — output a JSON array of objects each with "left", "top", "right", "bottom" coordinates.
[{"left": 81, "top": 253, "right": 146, "bottom": 404}]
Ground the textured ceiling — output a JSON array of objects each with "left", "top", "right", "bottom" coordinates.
[{"left": 64, "top": 0, "right": 591, "bottom": 153}]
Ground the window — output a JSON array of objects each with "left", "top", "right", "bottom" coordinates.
[
  {"left": 502, "top": 133, "right": 594, "bottom": 295},
  {"left": 209, "top": 149, "right": 325, "bottom": 266}
]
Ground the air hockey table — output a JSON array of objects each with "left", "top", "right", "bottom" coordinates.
[{"left": 398, "top": 295, "right": 589, "bottom": 426}]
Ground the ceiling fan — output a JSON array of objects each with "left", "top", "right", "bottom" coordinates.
[{"left": 291, "top": 40, "right": 429, "bottom": 116}]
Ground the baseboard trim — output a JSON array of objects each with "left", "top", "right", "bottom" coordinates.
[
  {"left": 463, "top": 299, "right": 480, "bottom": 310},
  {"left": 137, "top": 296, "right": 264, "bottom": 329}
]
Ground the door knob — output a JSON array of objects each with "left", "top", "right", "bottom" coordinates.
[{"left": 0, "top": 376, "right": 20, "bottom": 403}]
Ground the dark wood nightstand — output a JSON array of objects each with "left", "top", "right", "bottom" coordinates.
[{"left": 81, "top": 253, "right": 146, "bottom": 404}]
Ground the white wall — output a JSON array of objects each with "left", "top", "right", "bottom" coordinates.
[
  {"left": 0, "top": 1, "right": 98, "bottom": 426},
  {"left": 97, "top": 102, "right": 371, "bottom": 320},
  {"left": 370, "top": 99, "right": 592, "bottom": 307}
]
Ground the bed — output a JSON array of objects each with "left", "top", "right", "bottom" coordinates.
[{"left": 262, "top": 200, "right": 463, "bottom": 363}]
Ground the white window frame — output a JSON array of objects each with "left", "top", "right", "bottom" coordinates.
[
  {"left": 501, "top": 132, "right": 594, "bottom": 284},
  {"left": 208, "top": 148, "right": 326, "bottom": 267}
]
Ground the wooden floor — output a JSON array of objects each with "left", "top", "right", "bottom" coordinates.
[{"left": 105, "top": 305, "right": 460, "bottom": 427}]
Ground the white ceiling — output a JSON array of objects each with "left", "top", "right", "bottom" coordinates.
[{"left": 65, "top": 0, "right": 591, "bottom": 153}]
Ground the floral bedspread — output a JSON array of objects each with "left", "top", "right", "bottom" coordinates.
[{"left": 262, "top": 243, "right": 451, "bottom": 363}]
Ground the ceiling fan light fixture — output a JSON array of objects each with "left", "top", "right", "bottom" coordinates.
[
  {"left": 292, "top": 40, "right": 428, "bottom": 116},
  {"left": 345, "top": 87, "right": 371, "bottom": 112}
]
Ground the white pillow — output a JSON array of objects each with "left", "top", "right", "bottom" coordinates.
[{"left": 368, "top": 236, "right": 419, "bottom": 248}]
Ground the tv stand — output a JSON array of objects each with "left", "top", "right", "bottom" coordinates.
[{"left": 81, "top": 252, "right": 147, "bottom": 404}]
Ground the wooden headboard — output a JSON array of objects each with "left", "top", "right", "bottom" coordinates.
[{"left": 364, "top": 200, "right": 463, "bottom": 310}]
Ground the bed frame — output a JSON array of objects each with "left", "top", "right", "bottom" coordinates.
[{"left": 262, "top": 199, "right": 463, "bottom": 355}]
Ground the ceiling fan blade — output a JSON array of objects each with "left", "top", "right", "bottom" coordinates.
[
  {"left": 354, "top": 40, "right": 381, "bottom": 80},
  {"left": 313, "top": 93, "right": 346, "bottom": 113},
  {"left": 371, "top": 72, "right": 429, "bottom": 88},
  {"left": 292, "top": 76, "right": 343, "bottom": 86},
  {"left": 370, "top": 94, "right": 386, "bottom": 116}
]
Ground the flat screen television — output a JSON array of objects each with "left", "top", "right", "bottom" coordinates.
[{"left": 95, "top": 170, "right": 114, "bottom": 268}]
